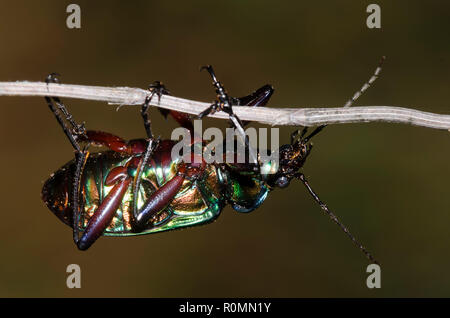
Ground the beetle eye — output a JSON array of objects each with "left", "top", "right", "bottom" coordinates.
[{"left": 275, "top": 176, "right": 290, "bottom": 188}]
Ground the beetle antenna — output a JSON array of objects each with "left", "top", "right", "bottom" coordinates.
[
  {"left": 343, "top": 56, "right": 385, "bottom": 108},
  {"left": 295, "top": 173, "right": 379, "bottom": 264},
  {"left": 303, "top": 56, "right": 386, "bottom": 143}
]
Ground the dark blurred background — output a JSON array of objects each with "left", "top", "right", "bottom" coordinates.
[{"left": 0, "top": 0, "right": 449, "bottom": 297}]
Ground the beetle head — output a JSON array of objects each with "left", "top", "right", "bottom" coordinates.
[{"left": 264, "top": 127, "right": 317, "bottom": 189}]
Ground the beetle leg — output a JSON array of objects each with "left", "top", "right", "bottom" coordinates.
[
  {"left": 132, "top": 172, "right": 186, "bottom": 232},
  {"left": 198, "top": 101, "right": 220, "bottom": 119},
  {"left": 143, "top": 81, "right": 195, "bottom": 133},
  {"left": 233, "top": 84, "right": 274, "bottom": 127},
  {"left": 131, "top": 139, "right": 186, "bottom": 231},
  {"left": 44, "top": 73, "right": 86, "bottom": 152},
  {"left": 165, "top": 110, "right": 194, "bottom": 133},
  {"left": 74, "top": 143, "right": 159, "bottom": 249},
  {"left": 72, "top": 147, "right": 89, "bottom": 246},
  {"left": 77, "top": 130, "right": 148, "bottom": 155},
  {"left": 131, "top": 150, "right": 205, "bottom": 232},
  {"left": 73, "top": 137, "right": 157, "bottom": 246},
  {"left": 198, "top": 65, "right": 230, "bottom": 118},
  {"left": 76, "top": 172, "right": 132, "bottom": 250},
  {"left": 131, "top": 154, "right": 187, "bottom": 232},
  {"left": 157, "top": 100, "right": 194, "bottom": 133},
  {"left": 198, "top": 67, "right": 274, "bottom": 123},
  {"left": 142, "top": 81, "right": 166, "bottom": 139},
  {"left": 131, "top": 138, "right": 159, "bottom": 228},
  {"left": 233, "top": 84, "right": 274, "bottom": 107},
  {"left": 44, "top": 73, "right": 96, "bottom": 248},
  {"left": 198, "top": 65, "right": 259, "bottom": 164},
  {"left": 73, "top": 137, "right": 158, "bottom": 244}
]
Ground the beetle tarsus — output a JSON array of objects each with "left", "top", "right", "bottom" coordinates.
[
  {"left": 141, "top": 81, "right": 171, "bottom": 139},
  {"left": 198, "top": 65, "right": 258, "bottom": 164},
  {"left": 198, "top": 101, "right": 219, "bottom": 118},
  {"left": 44, "top": 73, "right": 87, "bottom": 151}
]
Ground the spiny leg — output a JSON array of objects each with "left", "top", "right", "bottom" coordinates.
[
  {"left": 132, "top": 169, "right": 187, "bottom": 232},
  {"left": 77, "top": 173, "right": 132, "bottom": 250},
  {"left": 141, "top": 97, "right": 153, "bottom": 139},
  {"left": 46, "top": 74, "right": 81, "bottom": 130},
  {"left": 45, "top": 74, "right": 86, "bottom": 152},
  {"left": 131, "top": 138, "right": 159, "bottom": 229},
  {"left": 198, "top": 65, "right": 234, "bottom": 118},
  {"left": 303, "top": 56, "right": 386, "bottom": 143},
  {"left": 131, "top": 141, "right": 208, "bottom": 232},
  {"left": 198, "top": 101, "right": 219, "bottom": 119},
  {"left": 295, "top": 173, "right": 378, "bottom": 264},
  {"left": 72, "top": 134, "right": 150, "bottom": 249},
  {"left": 199, "top": 65, "right": 258, "bottom": 164},
  {"left": 151, "top": 84, "right": 195, "bottom": 133},
  {"left": 46, "top": 74, "right": 86, "bottom": 135},
  {"left": 72, "top": 147, "right": 89, "bottom": 245},
  {"left": 228, "top": 112, "right": 258, "bottom": 165},
  {"left": 233, "top": 84, "right": 274, "bottom": 107},
  {"left": 71, "top": 130, "right": 156, "bottom": 247},
  {"left": 44, "top": 73, "right": 90, "bottom": 247},
  {"left": 141, "top": 81, "right": 170, "bottom": 139},
  {"left": 45, "top": 74, "right": 133, "bottom": 250},
  {"left": 233, "top": 84, "right": 274, "bottom": 127},
  {"left": 71, "top": 133, "right": 152, "bottom": 248}
]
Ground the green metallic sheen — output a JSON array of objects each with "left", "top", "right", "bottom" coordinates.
[{"left": 42, "top": 147, "right": 270, "bottom": 237}]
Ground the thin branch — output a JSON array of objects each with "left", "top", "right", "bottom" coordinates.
[{"left": 0, "top": 81, "right": 449, "bottom": 131}]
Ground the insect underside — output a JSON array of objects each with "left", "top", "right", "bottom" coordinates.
[{"left": 42, "top": 60, "right": 385, "bottom": 264}]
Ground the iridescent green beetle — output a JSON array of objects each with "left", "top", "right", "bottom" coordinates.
[
  {"left": 42, "top": 69, "right": 277, "bottom": 251},
  {"left": 42, "top": 63, "right": 383, "bottom": 263}
]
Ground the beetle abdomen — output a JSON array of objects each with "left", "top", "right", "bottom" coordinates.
[{"left": 42, "top": 149, "right": 226, "bottom": 236}]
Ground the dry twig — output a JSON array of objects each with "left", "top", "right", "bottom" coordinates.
[{"left": 0, "top": 81, "right": 449, "bottom": 131}]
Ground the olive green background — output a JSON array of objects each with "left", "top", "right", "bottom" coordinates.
[{"left": 0, "top": 0, "right": 448, "bottom": 297}]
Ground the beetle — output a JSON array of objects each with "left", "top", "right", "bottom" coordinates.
[{"left": 42, "top": 62, "right": 384, "bottom": 263}]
